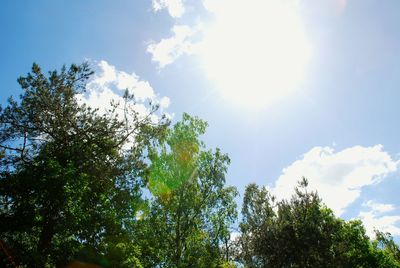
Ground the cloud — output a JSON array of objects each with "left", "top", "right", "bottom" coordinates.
[
  {"left": 298, "top": 0, "right": 348, "bottom": 16},
  {"left": 78, "top": 60, "right": 171, "bottom": 121},
  {"left": 147, "top": 25, "right": 196, "bottom": 68},
  {"left": 363, "top": 200, "right": 396, "bottom": 214},
  {"left": 272, "top": 145, "right": 398, "bottom": 216},
  {"left": 159, "top": 96, "right": 171, "bottom": 110},
  {"left": 152, "top": 0, "right": 185, "bottom": 18},
  {"left": 358, "top": 201, "right": 400, "bottom": 237}
]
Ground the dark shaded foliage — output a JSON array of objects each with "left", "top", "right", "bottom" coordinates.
[{"left": 0, "top": 63, "right": 167, "bottom": 267}]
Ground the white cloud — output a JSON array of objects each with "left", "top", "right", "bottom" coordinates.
[
  {"left": 298, "top": 0, "right": 348, "bottom": 16},
  {"left": 202, "top": 0, "right": 217, "bottom": 13},
  {"left": 363, "top": 200, "right": 396, "bottom": 214},
  {"left": 78, "top": 60, "right": 170, "bottom": 121},
  {"left": 90, "top": 60, "right": 155, "bottom": 101},
  {"left": 152, "top": 0, "right": 185, "bottom": 18},
  {"left": 147, "top": 25, "right": 196, "bottom": 68},
  {"left": 159, "top": 96, "right": 171, "bottom": 110},
  {"left": 272, "top": 145, "right": 398, "bottom": 216},
  {"left": 358, "top": 201, "right": 400, "bottom": 237}
]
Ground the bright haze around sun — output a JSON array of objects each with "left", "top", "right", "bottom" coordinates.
[
  {"left": 147, "top": 0, "right": 313, "bottom": 111},
  {"left": 198, "top": 0, "right": 312, "bottom": 110}
]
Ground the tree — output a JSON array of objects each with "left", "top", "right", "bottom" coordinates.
[
  {"left": 238, "top": 178, "right": 400, "bottom": 268},
  {"left": 0, "top": 63, "right": 168, "bottom": 267},
  {"left": 372, "top": 231, "right": 400, "bottom": 267},
  {"left": 135, "top": 114, "right": 238, "bottom": 267}
]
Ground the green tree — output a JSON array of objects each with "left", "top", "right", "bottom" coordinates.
[
  {"left": 0, "top": 63, "right": 167, "bottom": 267},
  {"left": 136, "top": 114, "right": 238, "bottom": 267},
  {"left": 239, "top": 178, "right": 400, "bottom": 268},
  {"left": 371, "top": 231, "right": 400, "bottom": 267}
]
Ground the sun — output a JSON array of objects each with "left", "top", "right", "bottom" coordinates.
[{"left": 198, "top": 0, "right": 312, "bottom": 110}]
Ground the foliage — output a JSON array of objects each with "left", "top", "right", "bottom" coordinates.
[
  {"left": 135, "top": 114, "right": 238, "bottom": 267},
  {"left": 238, "top": 178, "right": 400, "bottom": 268},
  {"left": 0, "top": 63, "right": 167, "bottom": 267}
]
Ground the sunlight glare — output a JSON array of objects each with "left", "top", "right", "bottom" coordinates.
[{"left": 199, "top": 0, "right": 312, "bottom": 109}]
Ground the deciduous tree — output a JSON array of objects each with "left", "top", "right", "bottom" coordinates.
[{"left": 136, "top": 114, "right": 238, "bottom": 267}]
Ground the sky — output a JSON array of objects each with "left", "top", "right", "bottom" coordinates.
[{"left": 1, "top": 0, "right": 400, "bottom": 239}]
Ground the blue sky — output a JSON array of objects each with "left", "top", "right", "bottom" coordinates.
[{"left": 1, "top": 0, "right": 400, "bottom": 238}]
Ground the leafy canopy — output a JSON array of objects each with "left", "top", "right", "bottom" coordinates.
[
  {"left": 0, "top": 63, "right": 167, "bottom": 267},
  {"left": 238, "top": 178, "right": 400, "bottom": 268}
]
